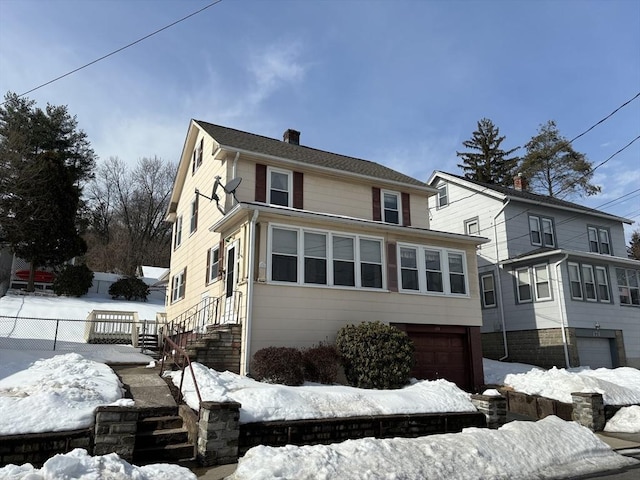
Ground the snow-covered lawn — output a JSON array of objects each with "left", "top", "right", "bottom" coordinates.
[
  {"left": 605, "top": 406, "right": 640, "bottom": 433},
  {"left": 483, "top": 358, "right": 640, "bottom": 405}
]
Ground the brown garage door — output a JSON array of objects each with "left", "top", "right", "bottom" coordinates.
[{"left": 394, "top": 324, "right": 472, "bottom": 391}]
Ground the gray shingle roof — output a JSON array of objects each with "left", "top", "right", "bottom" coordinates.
[{"left": 195, "top": 120, "right": 427, "bottom": 187}]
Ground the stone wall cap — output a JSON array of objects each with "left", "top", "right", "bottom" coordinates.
[
  {"left": 571, "top": 392, "right": 604, "bottom": 398},
  {"left": 201, "top": 401, "right": 242, "bottom": 410}
]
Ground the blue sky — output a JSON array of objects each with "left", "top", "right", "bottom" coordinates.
[{"left": 1, "top": 0, "right": 639, "bottom": 240}]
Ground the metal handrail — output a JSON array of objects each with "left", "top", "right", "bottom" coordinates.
[{"left": 160, "top": 334, "right": 202, "bottom": 406}]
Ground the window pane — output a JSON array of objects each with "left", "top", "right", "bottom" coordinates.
[
  {"left": 384, "top": 210, "right": 399, "bottom": 224},
  {"left": 448, "top": 253, "right": 464, "bottom": 274},
  {"left": 631, "top": 288, "right": 640, "bottom": 305},
  {"left": 360, "top": 239, "right": 382, "bottom": 263},
  {"left": 270, "top": 190, "right": 289, "bottom": 206},
  {"left": 596, "top": 267, "right": 609, "bottom": 302},
  {"left": 627, "top": 270, "right": 639, "bottom": 288},
  {"left": 333, "top": 236, "right": 354, "bottom": 260},
  {"left": 273, "top": 229, "right": 297, "bottom": 255},
  {"left": 484, "top": 290, "right": 496, "bottom": 307},
  {"left": 384, "top": 193, "right": 398, "bottom": 210},
  {"left": 616, "top": 268, "right": 627, "bottom": 286},
  {"left": 588, "top": 228, "right": 599, "bottom": 252},
  {"left": 529, "top": 217, "right": 541, "bottom": 244},
  {"left": 334, "top": 260, "right": 355, "bottom": 286},
  {"left": 272, "top": 255, "right": 297, "bottom": 282},
  {"left": 305, "top": 233, "right": 326, "bottom": 258},
  {"left": 426, "top": 271, "right": 443, "bottom": 292},
  {"left": 271, "top": 171, "right": 289, "bottom": 190},
  {"left": 517, "top": 269, "right": 532, "bottom": 301},
  {"left": 450, "top": 273, "right": 466, "bottom": 294},
  {"left": 402, "top": 269, "right": 419, "bottom": 290},
  {"left": 569, "top": 264, "right": 582, "bottom": 299},
  {"left": 542, "top": 219, "right": 554, "bottom": 246},
  {"left": 599, "top": 230, "right": 610, "bottom": 254},
  {"left": 425, "top": 250, "right": 441, "bottom": 271},
  {"left": 361, "top": 263, "right": 382, "bottom": 288},
  {"left": 304, "top": 258, "right": 326, "bottom": 284},
  {"left": 400, "top": 248, "right": 417, "bottom": 269}
]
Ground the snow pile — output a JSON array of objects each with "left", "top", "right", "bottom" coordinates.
[
  {"left": 167, "top": 363, "right": 477, "bottom": 424},
  {"left": 483, "top": 358, "right": 543, "bottom": 385},
  {"left": 605, "top": 406, "right": 640, "bottom": 433},
  {"left": 228, "top": 416, "right": 638, "bottom": 480},
  {"left": 0, "top": 353, "right": 124, "bottom": 434},
  {"left": 503, "top": 366, "right": 640, "bottom": 405},
  {"left": 0, "top": 448, "right": 196, "bottom": 480}
]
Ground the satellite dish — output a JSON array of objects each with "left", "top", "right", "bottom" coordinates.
[
  {"left": 223, "top": 177, "right": 242, "bottom": 195},
  {"left": 196, "top": 176, "right": 243, "bottom": 215}
]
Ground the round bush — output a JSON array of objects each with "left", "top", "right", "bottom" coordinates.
[
  {"left": 336, "top": 321, "right": 415, "bottom": 389},
  {"left": 108, "top": 276, "right": 150, "bottom": 301},
  {"left": 302, "top": 343, "right": 339, "bottom": 384},
  {"left": 53, "top": 264, "right": 94, "bottom": 297},
  {"left": 252, "top": 346, "right": 304, "bottom": 386}
]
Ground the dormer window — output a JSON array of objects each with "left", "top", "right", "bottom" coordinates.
[
  {"left": 382, "top": 191, "right": 400, "bottom": 224},
  {"left": 268, "top": 167, "right": 292, "bottom": 207}
]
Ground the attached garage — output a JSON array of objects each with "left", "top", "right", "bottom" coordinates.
[
  {"left": 576, "top": 336, "right": 614, "bottom": 369},
  {"left": 392, "top": 324, "right": 484, "bottom": 392}
]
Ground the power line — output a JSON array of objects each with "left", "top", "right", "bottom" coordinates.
[{"left": 1, "top": 0, "right": 224, "bottom": 105}]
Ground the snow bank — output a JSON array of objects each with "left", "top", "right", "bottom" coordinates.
[
  {"left": 605, "top": 405, "right": 640, "bottom": 433},
  {"left": 167, "top": 363, "right": 476, "bottom": 424},
  {"left": 228, "top": 416, "right": 638, "bottom": 480},
  {"left": 0, "top": 448, "right": 196, "bottom": 480},
  {"left": 0, "top": 353, "right": 124, "bottom": 434},
  {"left": 482, "top": 358, "right": 543, "bottom": 385}
]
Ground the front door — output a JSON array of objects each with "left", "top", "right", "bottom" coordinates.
[{"left": 223, "top": 242, "right": 237, "bottom": 323}]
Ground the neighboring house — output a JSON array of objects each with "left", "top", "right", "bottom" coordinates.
[
  {"left": 427, "top": 171, "right": 640, "bottom": 369},
  {"left": 164, "top": 122, "right": 488, "bottom": 390}
]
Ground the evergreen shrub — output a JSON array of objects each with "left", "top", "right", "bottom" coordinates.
[
  {"left": 108, "top": 276, "right": 150, "bottom": 301},
  {"left": 53, "top": 264, "right": 94, "bottom": 297},
  {"left": 302, "top": 343, "right": 339, "bottom": 384},
  {"left": 336, "top": 321, "right": 415, "bottom": 389},
  {"left": 252, "top": 346, "right": 304, "bottom": 386}
]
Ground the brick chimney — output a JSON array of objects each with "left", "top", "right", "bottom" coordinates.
[
  {"left": 283, "top": 129, "right": 300, "bottom": 145},
  {"left": 513, "top": 173, "right": 528, "bottom": 191}
]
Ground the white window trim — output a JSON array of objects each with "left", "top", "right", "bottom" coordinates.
[
  {"left": 207, "top": 246, "right": 220, "bottom": 284},
  {"left": 529, "top": 216, "right": 542, "bottom": 246},
  {"left": 582, "top": 264, "right": 597, "bottom": 302},
  {"left": 598, "top": 229, "right": 611, "bottom": 255},
  {"left": 595, "top": 266, "right": 611, "bottom": 303},
  {"left": 480, "top": 273, "right": 496, "bottom": 308},
  {"left": 541, "top": 218, "right": 555, "bottom": 247},
  {"left": 381, "top": 189, "right": 402, "bottom": 225},
  {"left": 190, "top": 196, "right": 198, "bottom": 234},
  {"left": 616, "top": 268, "right": 640, "bottom": 306},
  {"left": 171, "top": 269, "right": 186, "bottom": 303},
  {"left": 397, "top": 243, "right": 469, "bottom": 297},
  {"left": 568, "top": 262, "right": 583, "bottom": 300},
  {"left": 515, "top": 267, "right": 533, "bottom": 303},
  {"left": 267, "top": 166, "right": 293, "bottom": 207},
  {"left": 436, "top": 183, "right": 448, "bottom": 208},
  {"left": 533, "top": 264, "right": 552, "bottom": 301},
  {"left": 267, "top": 224, "right": 386, "bottom": 290},
  {"left": 587, "top": 226, "right": 599, "bottom": 253},
  {"left": 465, "top": 217, "right": 480, "bottom": 236},
  {"left": 174, "top": 216, "right": 183, "bottom": 250}
]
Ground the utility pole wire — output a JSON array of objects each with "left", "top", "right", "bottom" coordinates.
[{"left": 1, "top": 0, "right": 224, "bottom": 105}]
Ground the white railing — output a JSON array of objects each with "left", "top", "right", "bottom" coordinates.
[{"left": 84, "top": 310, "right": 160, "bottom": 348}]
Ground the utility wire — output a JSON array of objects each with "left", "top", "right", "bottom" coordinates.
[{"left": 1, "top": 0, "right": 224, "bottom": 105}]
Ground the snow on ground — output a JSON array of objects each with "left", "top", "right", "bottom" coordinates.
[
  {"left": 605, "top": 406, "right": 640, "bottom": 433},
  {"left": 0, "top": 448, "right": 196, "bottom": 480},
  {"left": 228, "top": 416, "right": 638, "bottom": 480},
  {"left": 0, "top": 353, "right": 129, "bottom": 435},
  {"left": 482, "top": 358, "right": 543, "bottom": 385},
  {"left": 166, "top": 363, "right": 477, "bottom": 424}
]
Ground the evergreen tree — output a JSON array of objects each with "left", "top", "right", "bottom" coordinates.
[
  {"left": 456, "top": 118, "right": 519, "bottom": 186},
  {"left": 0, "top": 92, "right": 96, "bottom": 291},
  {"left": 629, "top": 229, "right": 640, "bottom": 260},
  {"left": 520, "top": 120, "right": 600, "bottom": 198}
]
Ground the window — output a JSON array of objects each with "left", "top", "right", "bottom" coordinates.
[
  {"left": 268, "top": 168, "right": 292, "bottom": 207},
  {"left": 436, "top": 183, "right": 448, "bottom": 208},
  {"left": 271, "top": 228, "right": 298, "bottom": 282},
  {"left": 465, "top": 218, "right": 480, "bottom": 236},
  {"left": 173, "top": 216, "right": 183, "bottom": 250},
  {"left": 171, "top": 269, "right": 186, "bottom": 303},
  {"left": 360, "top": 238, "right": 383, "bottom": 288},
  {"left": 529, "top": 215, "right": 555, "bottom": 247},
  {"left": 192, "top": 138, "right": 203, "bottom": 174},
  {"left": 568, "top": 263, "right": 583, "bottom": 300},
  {"left": 269, "top": 226, "right": 384, "bottom": 289},
  {"left": 587, "top": 226, "right": 612, "bottom": 255},
  {"left": 382, "top": 191, "right": 400, "bottom": 225},
  {"left": 516, "top": 268, "right": 532, "bottom": 303},
  {"left": 206, "top": 246, "right": 220, "bottom": 284},
  {"left": 533, "top": 264, "right": 551, "bottom": 300},
  {"left": 595, "top": 266, "right": 610, "bottom": 303},
  {"left": 616, "top": 268, "right": 640, "bottom": 306},
  {"left": 399, "top": 244, "right": 468, "bottom": 296},
  {"left": 190, "top": 196, "right": 198, "bottom": 234},
  {"left": 480, "top": 273, "right": 496, "bottom": 308},
  {"left": 582, "top": 265, "right": 597, "bottom": 301}
]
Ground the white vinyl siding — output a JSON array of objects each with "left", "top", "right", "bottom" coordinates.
[{"left": 399, "top": 244, "right": 468, "bottom": 296}]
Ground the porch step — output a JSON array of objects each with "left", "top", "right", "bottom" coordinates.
[
  {"left": 137, "top": 415, "right": 184, "bottom": 431},
  {"left": 136, "top": 427, "right": 189, "bottom": 447},
  {"left": 132, "top": 443, "right": 195, "bottom": 464},
  {"left": 132, "top": 414, "right": 194, "bottom": 464}
]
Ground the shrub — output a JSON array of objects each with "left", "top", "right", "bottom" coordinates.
[
  {"left": 53, "top": 264, "right": 94, "bottom": 297},
  {"left": 302, "top": 343, "right": 339, "bottom": 384},
  {"left": 108, "top": 276, "right": 150, "bottom": 301},
  {"left": 252, "top": 346, "right": 304, "bottom": 386},
  {"left": 335, "top": 321, "right": 415, "bottom": 389}
]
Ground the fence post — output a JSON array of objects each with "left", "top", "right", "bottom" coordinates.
[{"left": 53, "top": 319, "right": 60, "bottom": 351}]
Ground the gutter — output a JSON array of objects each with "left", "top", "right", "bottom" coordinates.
[
  {"left": 554, "top": 254, "right": 571, "bottom": 368},
  {"left": 242, "top": 209, "right": 259, "bottom": 375},
  {"left": 492, "top": 199, "right": 510, "bottom": 361}
]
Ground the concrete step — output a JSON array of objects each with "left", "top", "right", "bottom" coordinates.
[
  {"left": 135, "top": 427, "right": 189, "bottom": 447},
  {"left": 132, "top": 442, "right": 195, "bottom": 464},
  {"left": 137, "top": 415, "right": 184, "bottom": 432}
]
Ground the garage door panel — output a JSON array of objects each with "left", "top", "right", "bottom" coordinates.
[
  {"left": 577, "top": 337, "right": 613, "bottom": 368},
  {"left": 408, "top": 331, "right": 471, "bottom": 390}
]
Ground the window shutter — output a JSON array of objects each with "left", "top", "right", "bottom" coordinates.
[
  {"left": 255, "top": 164, "right": 267, "bottom": 202},
  {"left": 372, "top": 187, "right": 381, "bottom": 221},
  {"left": 402, "top": 192, "right": 411, "bottom": 226},
  {"left": 293, "top": 171, "right": 304, "bottom": 209},
  {"left": 205, "top": 249, "right": 211, "bottom": 284},
  {"left": 218, "top": 239, "right": 225, "bottom": 279},
  {"left": 387, "top": 242, "right": 398, "bottom": 292}
]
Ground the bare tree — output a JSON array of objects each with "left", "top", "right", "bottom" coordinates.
[{"left": 85, "top": 156, "right": 176, "bottom": 274}]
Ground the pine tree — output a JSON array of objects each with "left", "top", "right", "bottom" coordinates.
[
  {"left": 520, "top": 120, "right": 600, "bottom": 198},
  {"left": 456, "top": 118, "right": 519, "bottom": 186},
  {"left": 629, "top": 229, "right": 640, "bottom": 260},
  {"left": 0, "top": 92, "right": 96, "bottom": 291}
]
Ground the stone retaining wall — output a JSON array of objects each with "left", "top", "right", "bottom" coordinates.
[{"left": 0, "top": 428, "right": 92, "bottom": 467}]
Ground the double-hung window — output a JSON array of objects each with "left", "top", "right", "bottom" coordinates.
[
  {"left": 568, "top": 263, "right": 583, "bottom": 300},
  {"left": 268, "top": 168, "right": 292, "bottom": 207},
  {"left": 206, "top": 246, "right": 220, "bottom": 284},
  {"left": 269, "top": 226, "right": 384, "bottom": 290},
  {"left": 515, "top": 265, "right": 551, "bottom": 303},
  {"left": 587, "top": 226, "right": 612, "bottom": 255},
  {"left": 595, "top": 266, "right": 610, "bottom": 302},
  {"left": 382, "top": 191, "right": 400, "bottom": 224},
  {"left": 529, "top": 215, "right": 555, "bottom": 247},
  {"left": 582, "top": 265, "right": 597, "bottom": 301},
  {"left": 568, "top": 262, "right": 611, "bottom": 303},
  {"left": 190, "top": 196, "right": 199, "bottom": 234},
  {"left": 436, "top": 183, "right": 448, "bottom": 208},
  {"left": 616, "top": 268, "right": 640, "bottom": 306},
  {"left": 516, "top": 268, "right": 533, "bottom": 303},
  {"left": 174, "top": 216, "right": 183, "bottom": 250},
  {"left": 171, "top": 269, "right": 186, "bottom": 303},
  {"left": 480, "top": 273, "right": 496, "bottom": 308},
  {"left": 192, "top": 138, "right": 203, "bottom": 174},
  {"left": 534, "top": 264, "right": 551, "bottom": 300},
  {"left": 399, "top": 245, "right": 468, "bottom": 296}
]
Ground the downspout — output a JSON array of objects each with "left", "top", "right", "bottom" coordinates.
[
  {"left": 241, "top": 209, "right": 259, "bottom": 376},
  {"left": 493, "top": 199, "right": 510, "bottom": 361},
  {"left": 554, "top": 254, "right": 571, "bottom": 368}
]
